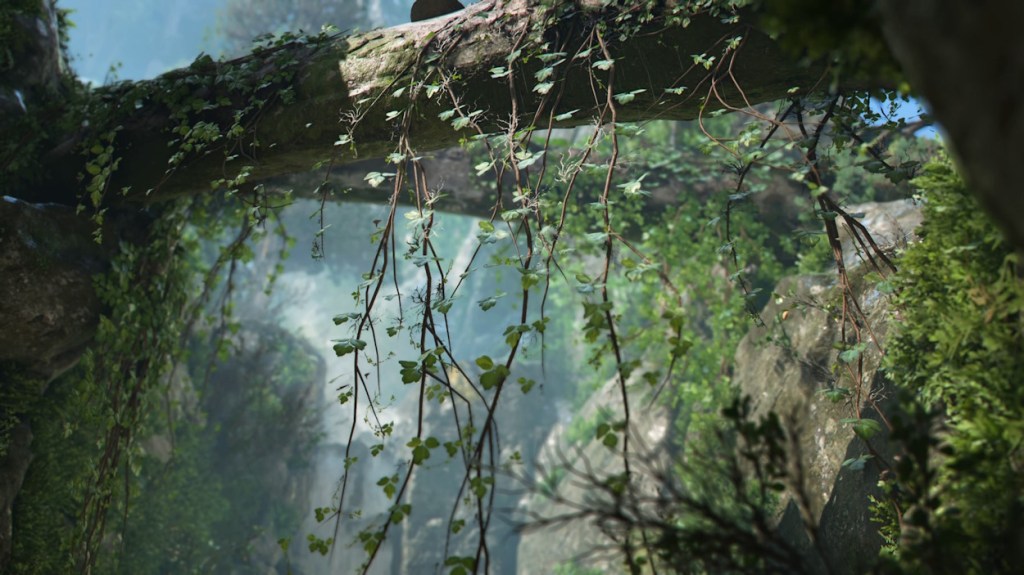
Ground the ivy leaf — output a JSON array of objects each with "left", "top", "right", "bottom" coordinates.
[
  {"left": 534, "top": 66, "right": 556, "bottom": 82},
  {"left": 475, "top": 160, "right": 493, "bottom": 176},
  {"left": 613, "top": 89, "right": 646, "bottom": 105},
  {"left": 821, "top": 387, "right": 851, "bottom": 403},
  {"left": 412, "top": 444, "right": 430, "bottom": 464},
  {"left": 618, "top": 173, "right": 649, "bottom": 197},
  {"left": 364, "top": 171, "right": 394, "bottom": 188},
  {"left": 503, "top": 324, "right": 529, "bottom": 347},
  {"left": 332, "top": 312, "right": 361, "bottom": 325},
  {"left": 842, "top": 418, "right": 883, "bottom": 439},
  {"left": 839, "top": 343, "right": 867, "bottom": 363},
  {"left": 399, "top": 360, "right": 421, "bottom": 383},
  {"left": 515, "top": 150, "right": 544, "bottom": 169},
  {"left": 554, "top": 109, "right": 579, "bottom": 121},
  {"left": 480, "top": 366, "right": 510, "bottom": 390},
  {"left": 332, "top": 338, "right": 367, "bottom": 356},
  {"left": 477, "top": 292, "right": 505, "bottom": 311},
  {"left": 475, "top": 355, "right": 494, "bottom": 370},
  {"left": 842, "top": 454, "right": 873, "bottom": 471}
]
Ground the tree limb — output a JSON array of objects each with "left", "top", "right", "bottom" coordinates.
[{"left": 25, "top": 0, "right": 833, "bottom": 206}]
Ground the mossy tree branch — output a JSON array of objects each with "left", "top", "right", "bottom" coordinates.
[{"left": 22, "top": 0, "right": 836, "bottom": 206}]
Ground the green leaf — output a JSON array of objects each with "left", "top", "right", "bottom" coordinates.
[
  {"left": 842, "top": 418, "right": 883, "bottom": 439},
  {"left": 333, "top": 312, "right": 361, "bottom": 325},
  {"left": 533, "top": 82, "right": 554, "bottom": 95},
  {"left": 613, "top": 89, "right": 646, "bottom": 105},
  {"left": 332, "top": 338, "right": 367, "bottom": 356},
  {"left": 478, "top": 292, "right": 505, "bottom": 311},
  {"left": 838, "top": 343, "right": 867, "bottom": 363},
  {"left": 412, "top": 444, "right": 430, "bottom": 464},
  {"left": 821, "top": 387, "right": 851, "bottom": 403},
  {"left": 554, "top": 109, "right": 579, "bottom": 121},
  {"left": 503, "top": 324, "right": 529, "bottom": 347},
  {"left": 364, "top": 171, "right": 394, "bottom": 188},
  {"left": 444, "top": 441, "right": 459, "bottom": 457},
  {"left": 475, "top": 355, "right": 494, "bottom": 370},
  {"left": 842, "top": 454, "right": 873, "bottom": 471},
  {"left": 475, "top": 161, "right": 493, "bottom": 176},
  {"left": 602, "top": 433, "right": 618, "bottom": 449},
  {"left": 515, "top": 150, "right": 544, "bottom": 169},
  {"left": 618, "top": 174, "right": 650, "bottom": 197},
  {"left": 480, "top": 366, "right": 510, "bottom": 390},
  {"left": 534, "top": 66, "right": 555, "bottom": 82}
]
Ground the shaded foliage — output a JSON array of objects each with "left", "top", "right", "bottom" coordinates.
[{"left": 879, "top": 158, "right": 1024, "bottom": 573}]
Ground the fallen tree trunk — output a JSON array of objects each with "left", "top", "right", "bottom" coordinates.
[{"left": 20, "top": 0, "right": 830, "bottom": 206}]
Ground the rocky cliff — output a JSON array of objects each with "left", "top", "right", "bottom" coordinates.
[{"left": 514, "top": 200, "right": 922, "bottom": 574}]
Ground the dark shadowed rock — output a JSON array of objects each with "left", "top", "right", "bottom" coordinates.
[{"left": 0, "top": 197, "right": 107, "bottom": 380}]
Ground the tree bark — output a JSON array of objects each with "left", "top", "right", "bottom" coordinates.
[
  {"left": 879, "top": 1, "right": 1024, "bottom": 253},
  {"left": 21, "top": 0, "right": 830, "bottom": 206}
]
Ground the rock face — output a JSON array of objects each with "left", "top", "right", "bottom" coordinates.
[
  {"left": 0, "top": 197, "right": 108, "bottom": 380},
  {"left": 516, "top": 200, "right": 922, "bottom": 574},
  {"left": 0, "top": 0, "right": 68, "bottom": 118},
  {"left": 731, "top": 199, "right": 922, "bottom": 574},
  {"left": 516, "top": 370, "right": 674, "bottom": 574},
  {"left": 734, "top": 272, "right": 896, "bottom": 575}
]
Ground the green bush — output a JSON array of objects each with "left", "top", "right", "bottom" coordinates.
[{"left": 883, "top": 156, "right": 1024, "bottom": 572}]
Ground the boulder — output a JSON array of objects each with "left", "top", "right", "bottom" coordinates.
[
  {"left": 517, "top": 370, "right": 673, "bottom": 574},
  {"left": 732, "top": 199, "right": 923, "bottom": 573}
]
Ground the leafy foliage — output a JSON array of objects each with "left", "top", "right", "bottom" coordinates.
[{"left": 880, "top": 157, "right": 1024, "bottom": 573}]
